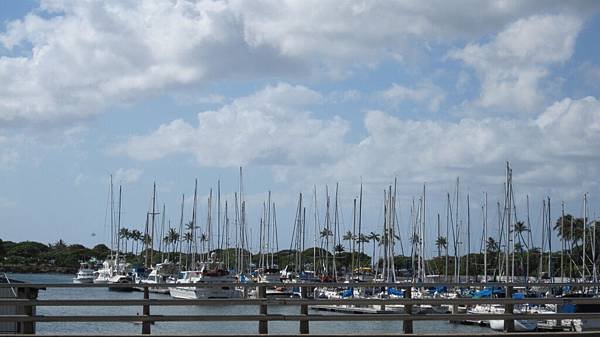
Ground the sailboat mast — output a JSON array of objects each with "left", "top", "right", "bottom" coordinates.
[
  {"left": 178, "top": 193, "right": 185, "bottom": 267},
  {"left": 484, "top": 192, "right": 488, "bottom": 282},
  {"left": 466, "top": 193, "right": 470, "bottom": 281},
  {"left": 191, "top": 179, "right": 198, "bottom": 270},
  {"left": 150, "top": 182, "right": 157, "bottom": 267},
  {"left": 110, "top": 175, "right": 114, "bottom": 259},
  {"left": 116, "top": 185, "right": 122, "bottom": 265}
]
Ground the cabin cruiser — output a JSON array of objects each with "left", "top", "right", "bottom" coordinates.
[
  {"left": 93, "top": 256, "right": 134, "bottom": 290},
  {"left": 137, "top": 261, "right": 178, "bottom": 294},
  {"left": 73, "top": 262, "right": 95, "bottom": 283},
  {"left": 169, "top": 254, "right": 241, "bottom": 299}
]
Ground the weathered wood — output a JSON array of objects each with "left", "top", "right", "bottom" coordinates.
[
  {"left": 3, "top": 281, "right": 600, "bottom": 289},
  {"left": 2, "top": 296, "right": 597, "bottom": 306},
  {"left": 2, "top": 312, "right": 600, "bottom": 323},
  {"left": 403, "top": 286, "right": 413, "bottom": 334},
  {"left": 142, "top": 286, "right": 150, "bottom": 334},
  {"left": 258, "top": 285, "right": 267, "bottom": 334},
  {"left": 504, "top": 285, "right": 514, "bottom": 333},
  {"left": 299, "top": 286, "right": 308, "bottom": 334}
]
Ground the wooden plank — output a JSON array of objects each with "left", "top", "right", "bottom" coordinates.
[
  {"left": 1, "top": 312, "right": 600, "bottom": 323},
  {"left": 0, "top": 297, "right": 598, "bottom": 306},
  {"left": 3, "top": 281, "right": 600, "bottom": 289}
]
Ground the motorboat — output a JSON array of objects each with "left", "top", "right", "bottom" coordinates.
[
  {"left": 169, "top": 254, "right": 241, "bottom": 299},
  {"left": 73, "top": 262, "right": 95, "bottom": 283}
]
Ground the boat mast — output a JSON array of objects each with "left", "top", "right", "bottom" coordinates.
[
  {"left": 217, "top": 180, "right": 221, "bottom": 252},
  {"left": 110, "top": 175, "right": 114, "bottom": 261},
  {"left": 191, "top": 179, "right": 198, "bottom": 270},
  {"left": 313, "top": 186, "right": 318, "bottom": 275},
  {"left": 547, "top": 197, "right": 552, "bottom": 282},
  {"left": 581, "top": 193, "right": 587, "bottom": 282},
  {"left": 150, "top": 182, "right": 158, "bottom": 267},
  {"left": 116, "top": 184, "right": 122, "bottom": 268},
  {"left": 178, "top": 193, "right": 185, "bottom": 268},
  {"left": 484, "top": 192, "right": 488, "bottom": 282},
  {"left": 358, "top": 183, "right": 363, "bottom": 272}
]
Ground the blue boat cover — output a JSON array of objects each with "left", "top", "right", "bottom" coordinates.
[{"left": 387, "top": 287, "right": 404, "bottom": 296}]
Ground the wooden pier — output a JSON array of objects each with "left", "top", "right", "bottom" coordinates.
[{"left": 0, "top": 281, "right": 599, "bottom": 336}]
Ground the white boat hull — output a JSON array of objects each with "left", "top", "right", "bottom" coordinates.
[
  {"left": 489, "top": 319, "right": 537, "bottom": 331},
  {"left": 169, "top": 286, "right": 241, "bottom": 299}
]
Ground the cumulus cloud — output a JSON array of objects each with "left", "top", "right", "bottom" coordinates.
[
  {"left": 449, "top": 14, "right": 583, "bottom": 114},
  {"left": 114, "top": 83, "right": 349, "bottom": 167},
  {"left": 114, "top": 80, "right": 600, "bottom": 197},
  {"left": 380, "top": 81, "right": 445, "bottom": 112},
  {"left": 1, "top": 1, "right": 597, "bottom": 124}
]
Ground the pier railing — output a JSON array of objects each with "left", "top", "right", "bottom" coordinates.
[{"left": 1, "top": 282, "right": 600, "bottom": 335}]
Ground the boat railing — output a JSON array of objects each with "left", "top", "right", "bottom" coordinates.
[{"left": 1, "top": 282, "right": 600, "bottom": 335}]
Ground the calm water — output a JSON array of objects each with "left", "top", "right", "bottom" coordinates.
[{"left": 9, "top": 273, "right": 494, "bottom": 335}]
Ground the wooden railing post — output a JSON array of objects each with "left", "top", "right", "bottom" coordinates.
[
  {"left": 142, "top": 285, "right": 151, "bottom": 334},
  {"left": 22, "top": 287, "right": 35, "bottom": 334},
  {"left": 299, "top": 286, "right": 309, "bottom": 334},
  {"left": 258, "top": 285, "right": 268, "bottom": 334},
  {"left": 504, "top": 285, "right": 514, "bottom": 333},
  {"left": 403, "top": 287, "right": 413, "bottom": 334}
]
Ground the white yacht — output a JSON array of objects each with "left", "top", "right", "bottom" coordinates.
[
  {"left": 73, "top": 262, "right": 95, "bottom": 283},
  {"left": 169, "top": 254, "right": 241, "bottom": 299},
  {"left": 93, "top": 256, "right": 133, "bottom": 290},
  {"left": 138, "top": 261, "right": 178, "bottom": 294}
]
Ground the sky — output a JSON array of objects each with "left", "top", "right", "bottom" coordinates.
[{"left": 1, "top": 1, "right": 600, "bottom": 258}]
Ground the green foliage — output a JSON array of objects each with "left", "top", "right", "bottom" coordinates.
[
  {"left": 7, "top": 241, "right": 50, "bottom": 257},
  {"left": 91, "top": 244, "right": 110, "bottom": 259}
]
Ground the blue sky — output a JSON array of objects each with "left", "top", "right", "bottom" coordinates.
[{"left": 1, "top": 1, "right": 600, "bottom": 259}]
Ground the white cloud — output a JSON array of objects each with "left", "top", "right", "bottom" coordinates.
[
  {"left": 114, "top": 83, "right": 349, "bottom": 167},
  {"left": 114, "top": 168, "right": 143, "bottom": 184},
  {"left": 115, "top": 80, "right": 600, "bottom": 198},
  {"left": 449, "top": 14, "right": 583, "bottom": 114},
  {"left": 1, "top": 1, "right": 597, "bottom": 124},
  {"left": 380, "top": 81, "right": 445, "bottom": 112}
]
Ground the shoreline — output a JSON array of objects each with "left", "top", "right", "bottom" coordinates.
[{"left": 0, "top": 264, "right": 76, "bottom": 274}]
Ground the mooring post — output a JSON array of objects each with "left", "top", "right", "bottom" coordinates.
[
  {"left": 299, "top": 286, "right": 309, "bottom": 334},
  {"left": 258, "top": 285, "right": 268, "bottom": 334},
  {"left": 403, "top": 286, "right": 413, "bottom": 334},
  {"left": 504, "top": 285, "right": 514, "bottom": 333},
  {"left": 142, "top": 285, "right": 151, "bottom": 334}
]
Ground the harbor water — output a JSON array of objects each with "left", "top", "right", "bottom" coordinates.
[{"left": 9, "top": 273, "right": 495, "bottom": 335}]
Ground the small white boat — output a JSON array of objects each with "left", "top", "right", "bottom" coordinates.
[
  {"left": 470, "top": 304, "right": 537, "bottom": 331},
  {"left": 73, "top": 262, "right": 95, "bottom": 283}
]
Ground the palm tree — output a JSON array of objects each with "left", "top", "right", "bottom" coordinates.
[
  {"left": 368, "top": 232, "right": 381, "bottom": 269},
  {"left": 164, "top": 228, "right": 179, "bottom": 259},
  {"left": 554, "top": 214, "right": 584, "bottom": 244},
  {"left": 183, "top": 231, "right": 193, "bottom": 267},
  {"left": 199, "top": 233, "right": 208, "bottom": 260},
  {"left": 355, "top": 233, "right": 370, "bottom": 268},
  {"left": 342, "top": 231, "right": 354, "bottom": 250},
  {"left": 435, "top": 236, "right": 447, "bottom": 258},
  {"left": 131, "top": 230, "right": 142, "bottom": 255},
  {"left": 119, "top": 228, "right": 130, "bottom": 254},
  {"left": 486, "top": 237, "right": 499, "bottom": 253}
]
